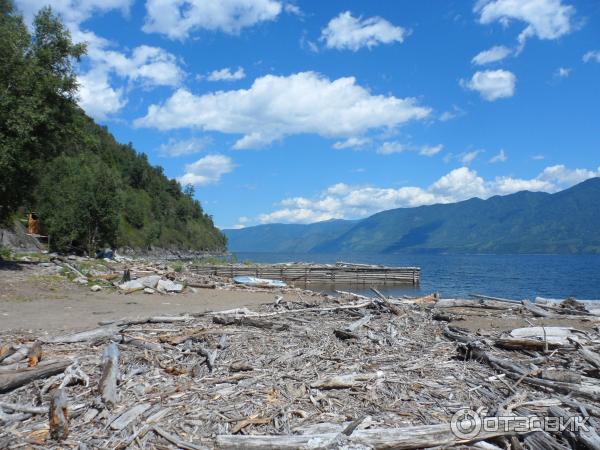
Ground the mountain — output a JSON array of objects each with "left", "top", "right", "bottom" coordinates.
[
  {"left": 224, "top": 219, "right": 357, "bottom": 252},
  {"left": 224, "top": 178, "right": 600, "bottom": 254}
]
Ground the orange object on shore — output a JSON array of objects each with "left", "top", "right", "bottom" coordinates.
[{"left": 28, "top": 212, "right": 41, "bottom": 235}]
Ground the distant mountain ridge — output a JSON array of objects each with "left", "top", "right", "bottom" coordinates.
[{"left": 224, "top": 178, "right": 600, "bottom": 254}]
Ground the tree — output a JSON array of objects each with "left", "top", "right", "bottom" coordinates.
[
  {"left": 38, "top": 153, "right": 121, "bottom": 254},
  {"left": 0, "top": 1, "right": 85, "bottom": 223}
]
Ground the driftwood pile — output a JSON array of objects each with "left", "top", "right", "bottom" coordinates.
[{"left": 1, "top": 291, "right": 600, "bottom": 449}]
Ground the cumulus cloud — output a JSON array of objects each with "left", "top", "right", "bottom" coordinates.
[
  {"left": 583, "top": 50, "right": 600, "bottom": 63},
  {"left": 472, "top": 45, "right": 512, "bottom": 65},
  {"left": 178, "top": 154, "right": 235, "bottom": 186},
  {"left": 135, "top": 71, "right": 431, "bottom": 148},
  {"left": 475, "top": 0, "right": 575, "bottom": 50},
  {"left": 490, "top": 149, "right": 507, "bottom": 163},
  {"left": 439, "top": 106, "right": 466, "bottom": 122},
  {"left": 158, "top": 137, "right": 212, "bottom": 157},
  {"left": 420, "top": 145, "right": 444, "bottom": 157},
  {"left": 321, "top": 11, "right": 406, "bottom": 51},
  {"left": 250, "top": 165, "right": 600, "bottom": 224},
  {"left": 14, "top": 0, "right": 133, "bottom": 25},
  {"left": 205, "top": 67, "right": 246, "bottom": 82},
  {"left": 332, "top": 137, "right": 370, "bottom": 149},
  {"left": 377, "top": 141, "right": 408, "bottom": 155},
  {"left": 15, "top": 0, "right": 184, "bottom": 120},
  {"left": 143, "top": 0, "right": 282, "bottom": 40},
  {"left": 77, "top": 69, "right": 126, "bottom": 120},
  {"left": 463, "top": 70, "right": 516, "bottom": 101}
]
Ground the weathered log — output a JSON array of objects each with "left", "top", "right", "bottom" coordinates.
[
  {"left": 110, "top": 403, "right": 151, "bottom": 431},
  {"left": 27, "top": 341, "right": 42, "bottom": 367},
  {"left": 345, "top": 314, "right": 372, "bottom": 332},
  {"left": 435, "top": 298, "right": 516, "bottom": 310},
  {"left": 371, "top": 288, "right": 403, "bottom": 315},
  {"left": 152, "top": 426, "right": 204, "bottom": 450},
  {"left": 49, "top": 388, "right": 69, "bottom": 441},
  {"left": 549, "top": 406, "right": 600, "bottom": 450},
  {"left": 1, "top": 345, "right": 30, "bottom": 365},
  {"left": 44, "top": 326, "right": 121, "bottom": 344},
  {"left": 311, "top": 371, "right": 384, "bottom": 389},
  {"left": 0, "top": 359, "right": 71, "bottom": 394},
  {"left": 197, "top": 346, "right": 218, "bottom": 372},
  {"left": 0, "top": 345, "right": 16, "bottom": 363},
  {"left": 212, "top": 315, "right": 289, "bottom": 331},
  {"left": 215, "top": 420, "right": 536, "bottom": 449},
  {"left": 98, "top": 343, "right": 119, "bottom": 407},
  {"left": 521, "top": 300, "right": 553, "bottom": 318},
  {"left": 0, "top": 401, "right": 46, "bottom": 415}
]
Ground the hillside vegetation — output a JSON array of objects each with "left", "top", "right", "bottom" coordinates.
[
  {"left": 225, "top": 178, "right": 600, "bottom": 254},
  {"left": 0, "top": 1, "right": 226, "bottom": 254}
]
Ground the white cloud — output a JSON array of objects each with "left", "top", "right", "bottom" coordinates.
[
  {"left": 583, "top": 50, "right": 600, "bottom": 63},
  {"left": 249, "top": 165, "right": 600, "bottom": 224},
  {"left": 475, "top": 0, "right": 575, "bottom": 50},
  {"left": 472, "top": 45, "right": 512, "bottom": 65},
  {"left": 440, "top": 106, "right": 466, "bottom": 122},
  {"left": 420, "top": 145, "right": 444, "bottom": 157},
  {"left": 463, "top": 70, "right": 516, "bottom": 101},
  {"left": 89, "top": 45, "right": 184, "bottom": 87},
  {"left": 15, "top": 1, "right": 183, "bottom": 119},
  {"left": 321, "top": 11, "right": 406, "bottom": 51},
  {"left": 205, "top": 67, "right": 246, "bottom": 82},
  {"left": 333, "top": 137, "right": 370, "bottom": 149},
  {"left": 554, "top": 67, "right": 571, "bottom": 78},
  {"left": 461, "top": 150, "right": 483, "bottom": 165},
  {"left": 158, "top": 137, "right": 212, "bottom": 157},
  {"left": 135, "top": 71, "right": 431, "bottom": 148},
  {"left": 378, "top": 141, "right": 408, "bottom": 155},
  {"left": 14, "top": 0, "right": 132, "bottom": 25},
  {"left": 490, "top": 149, "right": 507, "bottom": 163},
  {"left": 143, "top": 0, "right": 283, "bottom": 40},
  {"left": 532, "top": 154, "right": 545, "bottom": 160},
  {"left": 178, "top": 154, "right": 234, "bottom": 186},
  {"left": 77, "top": 69, "right": 126, "bottom": 120}
]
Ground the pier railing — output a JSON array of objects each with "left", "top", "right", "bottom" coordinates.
[{"left": 190, "top": 262, "right": 420, "bottom": 285}]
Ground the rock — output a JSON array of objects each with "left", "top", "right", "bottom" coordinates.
[
  {"left": 137, "top": 275, "right": 161, "bottom": 289},
  {"left": 157, "top": 279, "right": 184, "bottom": 293},
  {"left": 143, "top": 288, "right": 155, "bottom": 294},
  {"left": 68, "top": 255, "right": 77, "bottom": 261},
  {"left": 19, "top": 256, "right": 31, "bottom": 262},
  {"left": 90, "top": 285, "right": 102, "bottom": 292},
  {"left": 119, "top": 280, "right": 144, "bottom": 292},
  {"left": 75, "top": 277, "right": 88, "bottom": 285}
]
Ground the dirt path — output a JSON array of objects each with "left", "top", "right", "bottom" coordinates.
[{"left": 0, "top": 262, "right": 293, "bottom": 333}]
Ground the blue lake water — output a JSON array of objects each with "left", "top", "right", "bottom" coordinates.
[{"left": 233, "top": 253, "right": 600, "bottom": 300}]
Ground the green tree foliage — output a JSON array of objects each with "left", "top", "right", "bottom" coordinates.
[
  {"left": 0, "top": 1, "right": 85, "bottom": 222},
  {"left": 0, "top": 1, "right": 227, "bottom": 253},
  {"left": 38, "top": 153, "right": 121, "bottom": 254}
]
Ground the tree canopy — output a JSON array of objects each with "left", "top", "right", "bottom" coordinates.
[{"left": 0, "top": 1, "right": 226, "bottom": 253}]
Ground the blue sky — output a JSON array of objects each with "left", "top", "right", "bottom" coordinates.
[{"left": 15, "top": 0, "right": 600, "bottom": 228}]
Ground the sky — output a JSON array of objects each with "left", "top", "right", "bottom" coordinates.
[{"left": 14, "top": 0, "right": 600, "bottom": 229}]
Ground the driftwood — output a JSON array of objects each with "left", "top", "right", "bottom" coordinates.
[
  {"left": 435, "top": 298, "right": 517, "bottom": 310},
  {"left": 549, "top": 406, "right": 600, "bottom": 450},
  {"left": 98, "top": 342, "right": 119, "bottom": 407},
  {"left": 110, "top": 403, "right": 151, "bottom": 431},
  {"left": 0, "top": 359, "right": 71, "bottom": 394},
  {"left": 212, "top": 315, "right": 289, "bottom": 331},
  {"left": 44, "top": 326, "right": 122, "bottom": 344},
  {"left": 371, "top": 287, "right": 403, "bottom": 315},
  {"left": 311, "top": 371, "right": 384, "bottom": 389},
  {"left": 1, "top": 345, "right": 30, "bottom": 365},
  {"left": 215, "top": 420, "right": 537, "bottom": 449},
  {"left": 49, "top": 388, "right": 69, "bottom": 441}
]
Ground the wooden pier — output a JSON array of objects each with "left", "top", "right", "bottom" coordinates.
[{"left": 190, "top": 262, "right": 420, "bottom": 286}]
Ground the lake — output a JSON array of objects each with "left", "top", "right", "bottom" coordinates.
[{"left": 233, "top": 252, "right": 600, "bottom": 300}]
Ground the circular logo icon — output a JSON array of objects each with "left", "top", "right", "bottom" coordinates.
[{"left": 450, "top": 408, "right": 482, "bottom": 440}]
